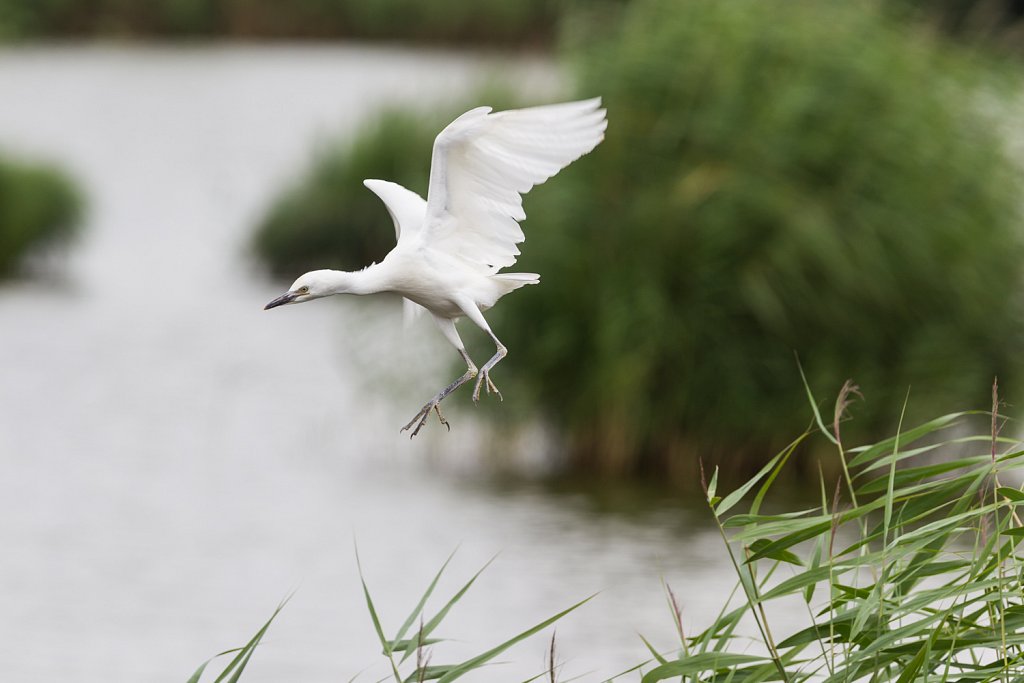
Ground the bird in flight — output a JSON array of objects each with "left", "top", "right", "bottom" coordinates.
[{"left": 265, "top": 98, "right": 607, "bottom": 437}]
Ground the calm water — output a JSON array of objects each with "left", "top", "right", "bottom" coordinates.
[{"left": 0, "top": 45, "right": 791, "bottom": 682}]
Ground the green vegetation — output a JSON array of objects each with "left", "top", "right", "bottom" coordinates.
[
  {"left": 250, "top": 0, "right": 1024, "bottom": 484},
  {"left": 893, "top": 0, "right": 1024, "bottom": 49},
  {"left": 191, "top": 391, "right": 1024, "bottom": 680},
  {"left": 354, "top": 548, "right": 592, "bottom": 682},
  {"left": 638, "top": 383, "right": 1024, "bottom": 681},
  {"left": 189, "top": 551, "right": 590, "bottom": 682},
  {"left": 0, "top": 154, "right": 82, "bottom": 276},
  {"left": 0, "top": 0, "right": 559, "bottom": 45},
  {"left": 1, "top": 0, "right": 1021, "bottom": 48},
  {"left": 186, "top": 598, "right": 289, "bottom": 683},
  {"left": 495, "top": 0, "right": 1024, "bottom": 481}
]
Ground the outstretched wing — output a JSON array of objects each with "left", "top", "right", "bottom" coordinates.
[
  {"left": 363, "top": 178, "right": 427, "bottom": 243},
  {"left": 420, "top": 98, "right": 607, "bottom": 273},
  {"left": 363, "top": 179, "right": 430, "bottom": 327}
]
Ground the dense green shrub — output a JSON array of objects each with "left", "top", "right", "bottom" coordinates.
[
  {"left": 0, "top": 154, "right": 82, "bottom": 276},
  {"left": 494, "top": 0, "right": 1024, "bottom": 480}
]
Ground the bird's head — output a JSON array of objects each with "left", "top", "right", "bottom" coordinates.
[{"left": 264, "top": 270, "right": 336, "bottom": 310}]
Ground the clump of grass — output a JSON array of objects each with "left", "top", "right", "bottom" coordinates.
[
  {"left": 637, "top": 379, "right": 1024, "bottom": 681},
  {"left": 186, "top": 597, "right": 289, "bottom": 683},
  {"left": 186, "top": 551, "right": 591, "bottom": 682},
  {"left": 356, "top": 547, "right": 593, "bottom": 683},
  {"left": 0, "top": 153, "right": 82, "bottom": 276}
]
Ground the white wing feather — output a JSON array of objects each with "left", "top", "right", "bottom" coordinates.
[
  {"left": 420, "top": 98, "right": 607, "bottom": 273},
  {"left": 362, "top": 178, "right": 427, "bottom": 243},
  {"left": 362, "top": 178, "right": 430, "bottom": 327}
]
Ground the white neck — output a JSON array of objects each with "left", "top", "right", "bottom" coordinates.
[{"left": 323, "top": 264, "right": 387, "bottom": 296}]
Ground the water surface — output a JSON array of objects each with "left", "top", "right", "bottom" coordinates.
[{"left": 0, "top": 45, "right": 788, "bottom": 682}]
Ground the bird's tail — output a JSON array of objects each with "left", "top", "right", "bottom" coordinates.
[
  {"left": 489, "top": 272, "right": 540, "bottom": 305},
  {"left": 493, "top": 272, "right": 540, "bottom": 288}
]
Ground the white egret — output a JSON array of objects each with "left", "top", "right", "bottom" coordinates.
[{"left": 265, "top": 98, "right": 607, "bottom": 437}]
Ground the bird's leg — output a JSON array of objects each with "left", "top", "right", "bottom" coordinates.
[
  {"left": 402, "top": 317, "right": 478, "bottom": 438},
  {"left": 472, "top": 333, "right": 507, "bottom": 403},
  {"left": 451, "top": 300, "right": 508, "bottom": 404},
  {"left": 401, "top": 352, "right": 477, "bottom": 438}
]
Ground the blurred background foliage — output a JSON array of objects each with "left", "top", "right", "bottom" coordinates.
[
  {"left": 893, "top": 0, "right": 1024, "bottom": 48},
  {"left": 1, "top": 0, "right": 1023, "bottom": 50},
  {"left": 0, "top": 154, "right": 82, "bottom": 276},
  {"left": 249, "top": 0, "right": 1024, "bottom": 486},
  {"left": 0, "top": 0, "right": 559, "bottom": 45}
]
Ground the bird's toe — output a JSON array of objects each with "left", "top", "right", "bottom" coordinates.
[
  {"left": 401, "top": 403, "right": 432, "bottom": 437},
  {"left": 488, "top": 378, "right": 503, "bottom": 402},
  {"left": 433, "top": 404, "right": 450, "bottom": 432}
]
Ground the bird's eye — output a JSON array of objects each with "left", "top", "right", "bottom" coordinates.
[{"left": 298, "top": 286, "right": 309, "bottom": 294}]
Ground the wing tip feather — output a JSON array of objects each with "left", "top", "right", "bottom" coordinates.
[{"left": 423, "top": 96, "right": 607, "bottom": 272}]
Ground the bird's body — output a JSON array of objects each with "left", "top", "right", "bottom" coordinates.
[
  {"left": 377, "top": 245, "right": 538, "bottom": 318},
  {"left": 283, "top": 231, "right": 539, "bottom": 317},
  {"left": 265, "top": 98, "right": 607, "bottom": 436}
]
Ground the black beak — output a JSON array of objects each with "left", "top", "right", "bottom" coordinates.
[{"left": 264, "top": 292, "right": 297, "bottom": 310}]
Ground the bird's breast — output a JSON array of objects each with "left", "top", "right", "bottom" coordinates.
[
  {"left": 382, "top": 248, "right": 490, "bottom": 319},
  {"left": 401, "top": 289, "right": 465, "bottom": 319}
]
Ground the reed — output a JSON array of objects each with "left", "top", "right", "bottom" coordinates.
[
  {"left": 187, "top": 550, "right": 591, "bottom": 682},
  {"left": 635, "top": 379, "right": 1024, "bottom": 681}
]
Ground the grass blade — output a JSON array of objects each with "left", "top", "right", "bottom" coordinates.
[
  {"left": 394, "top": 548, "right": 457, "bottom": 645},
  {"left": 409, "top": 554, "right": 498, "bottom": 662},
  {"left": 637, "top": 633, "right": 669, "bottom": 665},
  {"left": 185, "top": 648, "right": 242, "bottom": 683},
  {"left": 205, "top": 596, "right": 290, "bottom": 683},
  {"left": 640, "top": 653, "right": 766, "bottom": 682},
  {"left": 435, "top": 595, "right": 595, "bottom": 683},
  {"left": 355, "top": 544, "right": 402, "bottom": 682},
  {"left": 716, "top": 433, "right": 807, "bottom": 516},
  {"left": 796, "top": 357, "right": 838, "bottom": 446}
]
